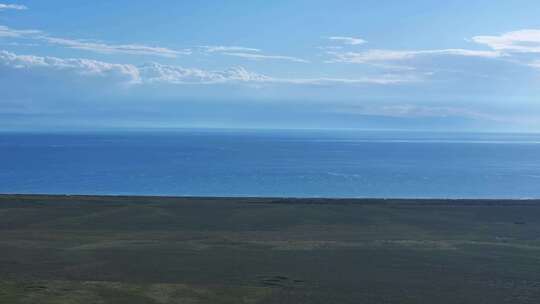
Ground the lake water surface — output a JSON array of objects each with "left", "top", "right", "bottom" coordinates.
[{"left": 1, "top": 130, "right": 540, "bottom": 198}]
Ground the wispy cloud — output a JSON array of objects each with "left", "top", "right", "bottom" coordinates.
[
  {"left": 42, "top": 36, "right": 191, "bottom": 58},
  {"left": 472, "top": 29, "right": 540, "bottom": 53},
  {"left": 221, "top": 52, "right": 309, "bottom": 63},
  {"left": 0, "top": 50, "right": 141, "bottom": 83},
  {"left": 140, "top": 62, "right": 416, "bottom": 85},
  {"left": 0, "top": 41, "right": 38, "bottom": 47},
  {"left": 328, "top": 36, "right": 366, "bottom": 45},
  {"left": 0, "top": 3, "right": 27, "bottom": 11},
  {"left": 140, "top": 62, "right": 418, "bottom": 85},
  {"left": 1, "top": 50, "right": 414, "bottom": 87},
  {"left": 271, "top": 75, "right": 420, "bottom": 85},
  {"left": 202, "top": 46, "right": 309, "bottom": 64},
  {"left": 327, "top": 48, "right": 502, "bottom": 64},
  {"left": 317, "top": 46, "right": 343, "bottom": 50},
  {"left": 0, "top": 24, "right": 190, "bottom": 58},
  {"left": 140, "top": 63, "right": 272, "bottom": 84},
  {"left": 528, "top": 60, "right": 540, "bottom": 69},
  {"left": 0, "top": 25, "right": 40, "bottom": 38},
  {"left": 335, "top": 104, "right": 505, "bottom": 122},
  {"left": 0, "top": 50, "right": 276, "bottom": 86},
  {"left": 200, "top": 45, "right": 261, "bottom": 53}
]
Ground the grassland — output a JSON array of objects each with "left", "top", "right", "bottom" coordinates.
[{"left": 1, "top": 195, "right": 540, "bottom": 303}]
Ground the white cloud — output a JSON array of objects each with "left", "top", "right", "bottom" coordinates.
[
  {"left": 0, "top": 50, "right": 141, "bottom": 83},
  {"left": 528, "top": 60, "right": 540, "bottom": 69},
  {"left": 336, "top": 104, "right": 504, "bottom": 121},
  {"left": 0, "top": 24, "right": 190, "bottom": 58},
  {"left": 202, "top": 46, "right": 309, "bottom": 64},
  {"left": 327, "top": 48, "right": 501, "bottom": 64},
  {"left": 272, "top": 75, "right": 419, "bottom": 85},
  {"left": 328, "top": 36, "right": 366, "bottom": 45},
  {"left": 472, "top": 29, "right": 540, "bottom": 53},
  {"left": 42, "top": 36, "right": 191, "bottom": 58},
  {"left": 0, "top": 50, "right": 279, "bottom": 86},
  {"left": 0, "top": 41, "right": 38, "bottom": 46},
  {"left": 317, "top": 46, "right": 343, "bottom": 50},
  {"left": 201, "top": 46, "right": 261, "bottom": 53},
  {"left": 425, "top": 49, "right": 502, "bottom": 58},
  {"left": 0, "top": 3, "right": 27, "bottom": 11},
  {"left": 325, "top": 29, "right": 540, "bottom": 73},
  {"left": 139, "top": 63, "right": 272, "bottom": 84},
  {"left": 221, "top": 52, "right": 309, "bottom": 63},
  {"left": 1, "top": 50, "right": 416, "bottom": 87},
  {"left": 140, "top": 62, "right": 417, "bottom": 85},
  {"left": 0, "top": 25, "right": 40, "bottom": 38}
]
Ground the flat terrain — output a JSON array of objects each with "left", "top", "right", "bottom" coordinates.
[{"left": 1, "top": 195, "right": 540, "bottom": 303}]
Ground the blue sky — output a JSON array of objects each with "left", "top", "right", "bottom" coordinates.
[{"left": 1, "top": 0, "right": 540, "bottom": 131}]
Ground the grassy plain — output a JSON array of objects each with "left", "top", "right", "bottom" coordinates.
[{"left": 1, "top": 195, "right": 540, "bottom": 303}]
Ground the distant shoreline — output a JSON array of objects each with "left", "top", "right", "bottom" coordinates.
[{"left": 2, "top": 193, "right": 540, "bottom": 205}]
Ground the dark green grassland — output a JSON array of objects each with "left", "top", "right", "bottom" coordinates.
[{"left": 2, "top": 195, "right": 540, "bottom": 303}]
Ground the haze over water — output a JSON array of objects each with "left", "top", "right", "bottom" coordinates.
[{"left": 2, "top": 130, "right": 540, "bottom": 199}]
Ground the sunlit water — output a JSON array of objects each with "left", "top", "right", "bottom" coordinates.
[{"left": 2, "top": 130, "right": 540, "bottom": 198}]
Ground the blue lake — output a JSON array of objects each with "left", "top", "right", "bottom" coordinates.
[{"left": 1, "top": 130, "right": 540, "bottom": 198}]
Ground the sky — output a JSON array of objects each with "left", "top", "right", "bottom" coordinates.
[{"left": 1, "top": 0, "right": 540, "bottom": 132}]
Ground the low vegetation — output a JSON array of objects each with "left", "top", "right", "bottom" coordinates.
[{"left": 1, "top": 195, "right": 540, "bottom": 303}]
